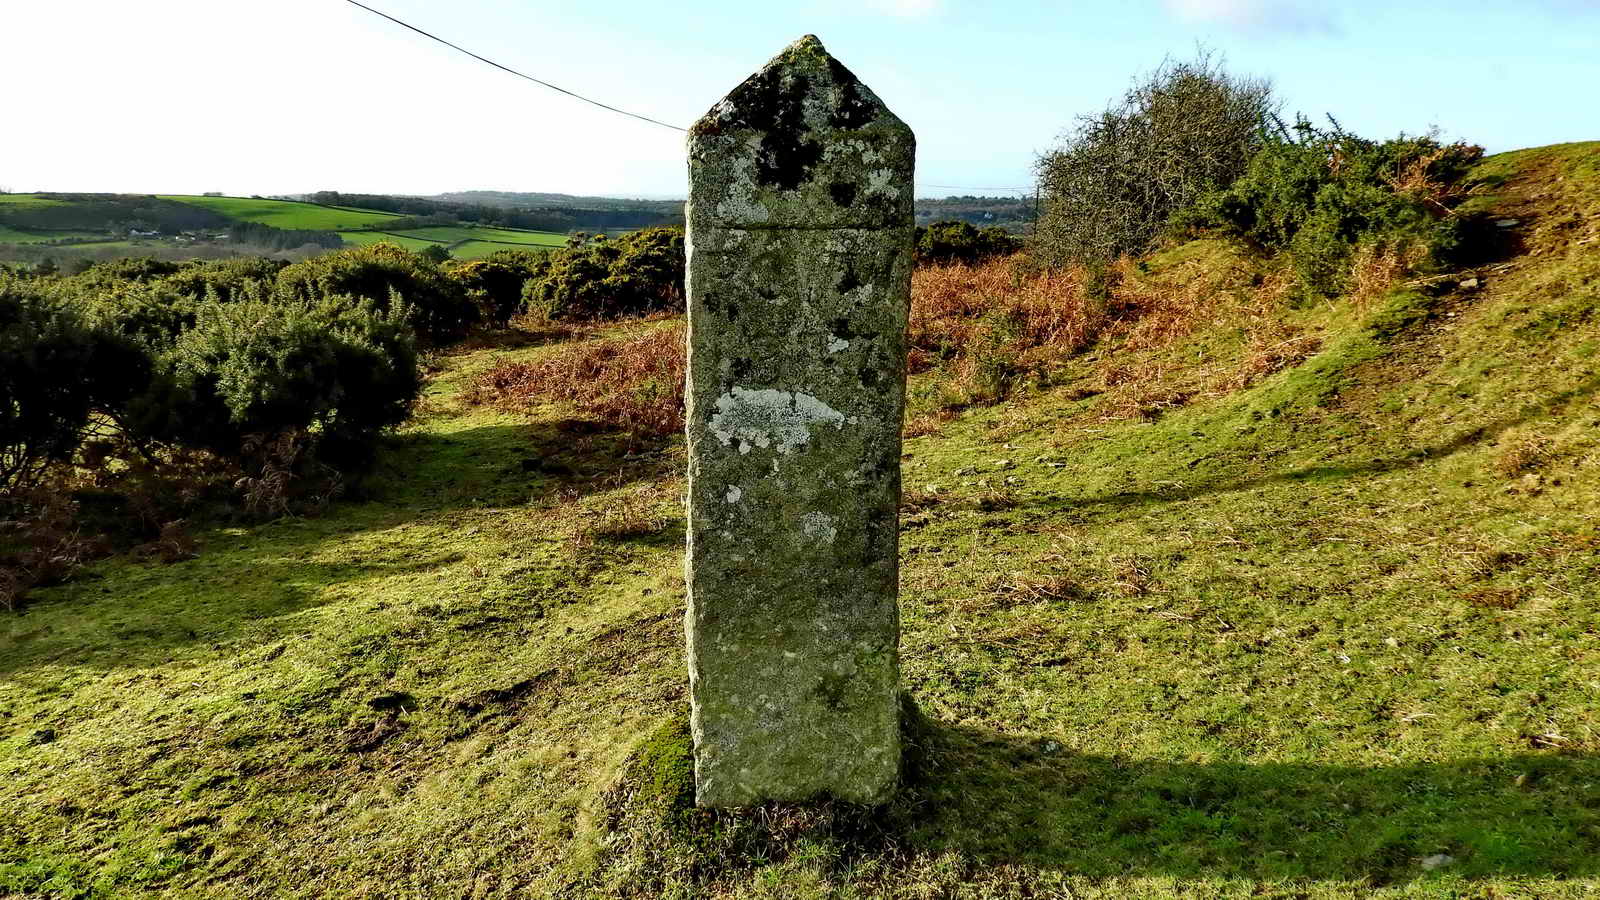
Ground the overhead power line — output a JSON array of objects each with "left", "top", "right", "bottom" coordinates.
[
  {"left": 340, "top": 0, "right": 1038, "bottom": 193},
  {"left": 340, "top": 0, "right": 688, "bottom": 132}
]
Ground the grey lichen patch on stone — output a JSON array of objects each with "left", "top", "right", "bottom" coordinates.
[
  {"left": 709, "top": 387, "right": 847, "bottom": 455},
  {"left": 685, "top": 35, "right": 913, "bottom": 809}
]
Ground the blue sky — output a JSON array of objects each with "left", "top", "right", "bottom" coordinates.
[{"left": 4, "top": 0, "right": 1596, "bottom": 198}]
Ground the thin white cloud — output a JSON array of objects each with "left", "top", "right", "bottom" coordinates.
[{"left": 1164, "top": 0, "right": 1338, "bottom": 34}]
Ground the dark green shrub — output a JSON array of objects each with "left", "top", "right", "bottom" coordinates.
[
  {"left": 915, "top": 221, "right": 1022, "bottom": 266},
  {"left": 447, "top": 250, "right": 552, "bottom": 326},
  {"left": 161, "top": 257, "right": 287, "bottom": 302},
  {"left": 276, "top": 242, "right": 476, "bottom": 345},
  {"left": 1034, "top": 50, "right": 1277, "bottom": 266},
  {"left": 417, "top": 244, "right": 452, "bottom": 264},
  {"left": 1181, "top": 119, "right": 1484, "bottom": 299},
  {"left": 77, "top": 282, "right": 203, "bottom": 350},
  {"left": 524, "top": 227, "right": 683, "bottom": 322},
  {"left": 74, "top": 257, "right": 185, "bottom": 287},
  {"left": 141, "top": 294, "right": 421, "bottom": 471},
  {"left": 1, "top": 277, "right": 145, "bottom": 492}
]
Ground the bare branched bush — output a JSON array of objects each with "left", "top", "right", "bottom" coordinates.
[
  {"left": 1033, "top": 50, "right": 1277, "bottom": 267},
  {"left": 235, "top": 430, "right": 344, "bottom": 520}
]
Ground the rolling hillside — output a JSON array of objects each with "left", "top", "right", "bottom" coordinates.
[
  {"left": 0, "top": 193, "right": 569, "bottom": 261},
  {"left": 2, "top": 143, "right": 1597, "bottom": 897}
]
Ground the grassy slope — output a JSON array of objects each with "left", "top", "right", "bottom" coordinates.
[
  {"left": 340, "top": 226, "right": 567, "bottom": 260},
  {"left": 0, "top": 195, "right": 566, "bottom": 256},
  {"left": 396, "top": 226, "right": 567, "bottom": 247},
  {"left": 0, "top": 196, "right": 66, "bottom": 208},
  {"left": 3, "top": 146, "right": 1598, "bottom": 898},
  {"left": 334, "top": 230, "right": 443, "bottom": 252},
  {"left": 158, "top": 196, "right": 402, "bottom": 231}
]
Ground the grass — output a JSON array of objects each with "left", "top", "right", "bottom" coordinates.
[
  {"left": 336, "top": 228, "right": 566, "bottom": 260},
  {"left": 0, "top": 195, "right": 67, "bottom": 208},
  {"left": 335, "top": 230, "right": 445, "bottom": 252},
  {"left": 160, "top": 195, "right": 403, "bottom": 230},
  {"left": 3, "top": 144, "right": 1599, "bottom": 898},
  {"left": 398, "top": 226, "right": 568, "bottom": 248},
  {"left": 0, "top": 226, "right": 107, "bottom": 244}
]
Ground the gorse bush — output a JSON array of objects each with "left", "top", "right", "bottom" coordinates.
[
  {"left": 276, "top": 242, "right": 477, "bottom": 345},
  {"left": 447, "top": 249, "right": 552, "bottom": 327},
  {"left": 914, "top": 221, "right": 1022, "bottom": 266},
  {"left": 1181, "top": 118, "right": 1485, "bottom": 299},
  {"left": 1034, "top": 50, "right": 1277, "bottom": 266},
  {"left": 143, "top": 292, "right": 420, "bottom": 471},
  {"left": 161, "top": 257, "right": 288, "bottom": 302},
  {"left": 77, "top": 282, "right": 203, "bottom": 349},
  {"left": 0, "top": 276, "right": 143, "bottom": 492},
  {"left": 524, "top": 227, "right": 684, "bottom": 321}
]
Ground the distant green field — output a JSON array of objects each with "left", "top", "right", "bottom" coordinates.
[
  {"left": 336, "top": 227, "right": 566, "bottom": 259},
  {"left": 161, "top": 195, "right": 401, "bottom": 230},
  {"left": 0, "top": 225, "right": 106, "bottom": 244},
  {"left": 450, "top": 240, "right": 557, "bottom": 260},
  {"left": 399, "top": 225, "right": 567, "bottom": 248},
  {"left": 336, "top": 231, "right": 443, "bottom": 252},
  {"left": 0, "top": 194, "right": 66, "bottom": 208}
]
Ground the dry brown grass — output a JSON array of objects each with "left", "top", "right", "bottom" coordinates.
[
  {"left": 476, "top": 247, "right": 1287, "bottom": 439},
  {"left": 1349, "top": 241, "right": 1427, "bottom": 313},
  {"left": 469, "top": 323, "right": 687, "bottom": 442},
  {"left": 1495, "top": 433, "right": 1554, "bottom": 477},
  {"left": 910, "top": 247, "right": 1273, "bottom": 415},
  {"left": 0, "top": 486, "right": 107, "bottom": 611},
  {"left": 910, "top": 257, "right": 1103, "bottom": 363}
]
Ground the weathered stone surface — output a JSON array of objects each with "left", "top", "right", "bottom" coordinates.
[{"left": 685, "top": 35, "right": 914, "bottom": 808}]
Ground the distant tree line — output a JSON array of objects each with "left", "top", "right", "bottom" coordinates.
[
  {"left": 305, "top": 192, "right": 684, "bottom": 234},
  {"left": 1, "top": 195, "right": 231, "bottom": 235},
  {"left": 913, "top": 196, "right": 1034, "bottom": 232},
  {"left": 227, "top": 221, "right": 343, "bottom": 252}
]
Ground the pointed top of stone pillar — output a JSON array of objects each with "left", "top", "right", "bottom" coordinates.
[{"left": 688, "top": 35, "right": 915, "bottom": 229}]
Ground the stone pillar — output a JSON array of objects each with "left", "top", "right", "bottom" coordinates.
[{"left": 684, "top": 35, "right": 914, "bottom": 808}]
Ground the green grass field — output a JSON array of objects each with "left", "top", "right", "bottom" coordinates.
[
  {"left": 336, "top": 226, "right": 566, "bottom": 260},
  {"left": 0, "top": 226, "right": 106, "bottom": 244},
  {"left": 0, "top": 194, "right": 69, "bottom": 208},
  {"left": 161, "top": 195, "right": 403, "bottom": 230},
  {"left": 0, "top": 195, "right": 569, "bottom": 260},
  {"left": 2, "top": 146, "right": 1597, "bottom": 898},
  {"left": 398, "top": 226, "right": 568, "bottom": 248},
  {"left": 335, "top": 230, "right": 444, "bottom": 252}
]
